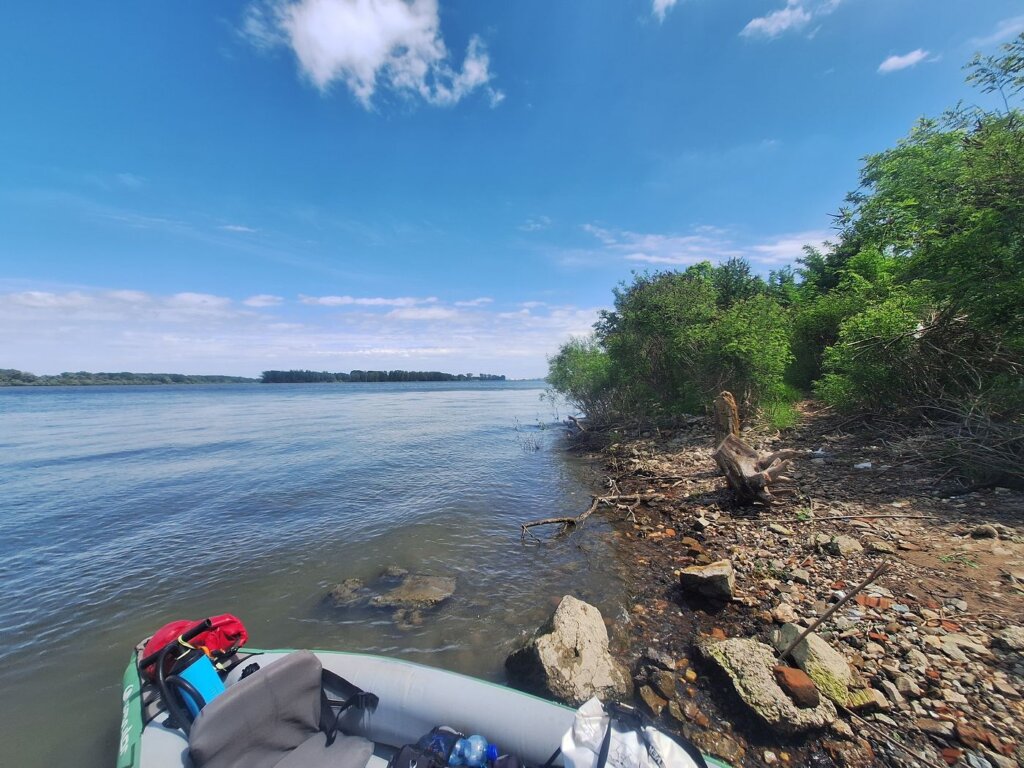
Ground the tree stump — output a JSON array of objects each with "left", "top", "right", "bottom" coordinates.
[{"left": 711, "top": 391, "right": 804, "bottom": 504}]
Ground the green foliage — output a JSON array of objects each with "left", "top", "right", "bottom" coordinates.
[
  {"left": 0, "top": 369, "right": 257, "bottom": 386},
  {"left": 548, "top": 36, "right": 1024, "bottom": 474},
  {"left": 549, "top": 263, "right": 792, "bottom": 424},
  {"left": 546, "top": 336, "right": 615, "bottom": 421}
]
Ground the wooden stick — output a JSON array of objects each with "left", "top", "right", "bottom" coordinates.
[
  {"left": 777, "top": 562, "right": 889, "bottom": 662},
  {"left": 520, "top": 492, "right": 664, "bottom": 539},
  {"left": 838, "top": 705, "right": 947, "bottom": 768}
]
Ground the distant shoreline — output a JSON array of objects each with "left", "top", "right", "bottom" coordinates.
[{"left": 0, "top": 368, "right": 522, "bottom": 387}]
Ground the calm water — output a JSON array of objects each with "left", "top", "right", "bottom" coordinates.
[{"left": 0, "top": 381, "right": 628, "bottom": 768}]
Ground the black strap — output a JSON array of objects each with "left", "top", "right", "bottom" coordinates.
[
  {"left": 319, "top": 669, "right": 379, "bottom": 746},
  {"left": 595, "top": 721, "right": 613, "bottom": 768},
  {"left": 541, "top": 746, "right": 561, "bottom": 768}
]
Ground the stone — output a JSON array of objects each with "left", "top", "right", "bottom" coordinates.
[
  {"left": 772, "top": 603, "right": 798, "bottom": 624},
  {"left": 650, "top": 669, "right": 677, "bottom": 701},
  {"left": 866, "top": 539, "right": 897, "bottom": 554},
  {"left": 689, "top": 731, "right": 745, "bottom": 765},
  {"left": 826, "top": 535, "right": 863, "bottom": 556},
  {"left": 698, "top": 636, "right": 837, "bottom": 733},
  {"left": 896, "top": 675, "right": 923, "bottom": 698},
  {"left": 325, "top": 578, "right": 367, "bottom": 607},
  {"left": 771, "top": 623, "right": 858, "bottom": 707},
  {"left": 773, "top": 665, "right": 821, "bottom": 708},
  {"left": 846, "top": 687, "right": 888, "bottom": 713},
  {"left": 638, "top": 685, "right": 667, "bottom": 716},
  {"left": 763, "top": 750, "right": 778, "bottom": 765},
  {"left": 971, "top": 524, "right": 999, "bottom": 539},
  {"left": 993, "top": 626, "right": 1024, "bottom": 652},
  {"left": 370, "top": 573, "right": 456, "bottom": 608},
  {"left": 643, "top": 647, "right": 676, "bottom": 671},
  {"left": 917, "top": 718, "right": 955, "bottom": 738},
  {"left": 770, "top": 523, "right": 795, "bottom": 536},
  {"left": 505, "top": 595, "right": 631, "bottom": 706},
  {"left": 679, "top": 559, "right": 735, "bottom": 601},
  {"left": 380, "top": 565, "right": 409, "bottom": 578},
  {"left": 791, "top": 568, "right": 811, "bottom": 586}
]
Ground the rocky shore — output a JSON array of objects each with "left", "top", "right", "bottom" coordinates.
[{"left": 542, "top": 406, "right": 1024, "bottom": 767}]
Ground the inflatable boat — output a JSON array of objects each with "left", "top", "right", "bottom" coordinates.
[{"left": 118, "top": 619, "right": 727, "bottom": 768}]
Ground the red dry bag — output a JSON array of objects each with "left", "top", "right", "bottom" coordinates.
[{"left": 141, "top": 614, "right": 248, "bottom": 679}]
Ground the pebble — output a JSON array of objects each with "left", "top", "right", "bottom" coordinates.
[{"left": 762, "top": 750, "right": 778, "bottom": 765}]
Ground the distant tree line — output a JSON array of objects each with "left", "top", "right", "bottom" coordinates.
[
  {"left": 0, "top": 369, "right": 258, "bottom": 386},
  {"left": 260, "top": 370, "right": 506, "bottom": 383}
]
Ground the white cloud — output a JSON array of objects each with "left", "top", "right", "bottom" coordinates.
[
  {"left": 242, "top": 0, "right": 503, "bottom": 109},
  {"left": 970, "top": 15, "right": 1024, "bottom": 47},
  {"left": 6, "top": 291, "right": 93, "bottom": 309},
  {"left": 878, "top": 49, "right": 930, "bottom": 74},
  {"left": 652, "top": 0, "right": 679, "bottom": 23},
  {"left": 741, "top": 1, "right": 812, "bottom": 39},
  {"left": 300, "top": 294, "right": 430, "bottom": 307},
  {"left": 166, "top": 293, "right": 233, "bottom": 309},
  {"left": 741, "top": 0, "right": 841, "bottom": 40},
  {"left": 454, "top": 297, "right": 493, "bottom": 307},
  {"left": 387, "top": 306, "right": 458, "bottom": 321},
  {"left": 519, "top": 215, "right": 553, "bottom": 232},
  {"left": 0, "top": 286, "right": 600, "bottom": 378},
  {"left": 220, "top": 224, "right": 258, "bottom": 233},
  {"left": 580, "top": 224, "right": 831, "bottom": 269},
  {"left": 243, "top": 294, "right": 284, "bottom": 307}
]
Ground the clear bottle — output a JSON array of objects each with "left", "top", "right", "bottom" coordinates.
[{"left": 448, "top": 735, "right": 498, "bottom": 767}]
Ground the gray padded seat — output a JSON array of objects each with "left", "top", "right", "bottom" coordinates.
[{"left": 188, "top": 650, "right": 375, "bottom": 768}]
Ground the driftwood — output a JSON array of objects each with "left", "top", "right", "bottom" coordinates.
[
  {"left": 521, "top": 492, "right": 664, "bottom": 541},
  {"left": 711, "top": 391, "right": 805, "bottom": 504}
]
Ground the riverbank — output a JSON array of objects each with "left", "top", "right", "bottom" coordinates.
[{"left": 569, "top": 404, "right": 1023, "bottom": 767}]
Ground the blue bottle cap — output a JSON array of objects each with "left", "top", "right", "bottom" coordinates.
[{"left": 485, "top": 744, "right": 499, "bottom": 763}]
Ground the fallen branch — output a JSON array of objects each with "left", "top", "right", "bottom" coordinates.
[
  {"left": 520, "top": 492, "right": 664, "bottom": 541},
  {"left": 736, "top": 514, "right": 940, "bottom": 524},
  {"left": 777, "top": 562, "right": 889, "bottom": 662},
  {"left": 838, "top": 706, "right": 947, "bottom": 768}
]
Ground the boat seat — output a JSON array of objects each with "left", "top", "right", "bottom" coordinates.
[{"left": 188, "top": 650, "right": 375, "bottom": 768}]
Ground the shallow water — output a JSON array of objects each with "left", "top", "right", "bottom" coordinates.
[{"left": 0, "top": 381, "right": 627, "bottom": 767}]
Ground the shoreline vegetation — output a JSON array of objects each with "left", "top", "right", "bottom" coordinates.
[
  {"left": 0, "top": 369, "right": 258, "bottom": 386},
  {"left": 546, "top": 39, "right": 1024, "bottom": 492},
  {"left": 535, "top": 42, "right": 1024, "bottom": 767}
]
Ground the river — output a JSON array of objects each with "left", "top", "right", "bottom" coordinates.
[{"left": 0, "top": 381, "right": 627, "bottom": 767}]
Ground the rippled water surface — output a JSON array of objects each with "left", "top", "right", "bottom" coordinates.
[{"left": 0, "top": 382, "right": 627, "bottom": 767}]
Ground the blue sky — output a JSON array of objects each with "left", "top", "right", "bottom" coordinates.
[{"left": 1, "top": 1, "right": 1022, "bottom": 378}]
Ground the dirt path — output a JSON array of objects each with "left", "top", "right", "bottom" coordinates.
[{"left": 571, "top": 405, "right": 1024, "bottom": 767}]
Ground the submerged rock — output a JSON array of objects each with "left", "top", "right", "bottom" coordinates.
[
  {"left": 326, "top": 578, "right": 368, "bottom": 607},
  {"left": 370, "top": 574, "right": 456, "bottom": 609},
  {"left": 679, "top": 559, "right": 735, "bottom": 601},
  {"left": 505, "top": 595, "right": 631, "bottom": 706},
  {"left": 698, "top": 636, "right": 836, "bottom": 733}
]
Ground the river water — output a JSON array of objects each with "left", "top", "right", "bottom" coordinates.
[{"left": 0, "top": 381, "right": 627, "bottom": 767}]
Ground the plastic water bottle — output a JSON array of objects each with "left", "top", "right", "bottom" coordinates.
[{"left": 449, "top": 736, "right": 499, "bottom": 767}]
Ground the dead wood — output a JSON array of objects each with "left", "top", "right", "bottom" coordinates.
[
  {"left": 520, "top": 491, "right": 664, "bottom": 541},
  {"left": 711, "top": 391, "right": 807, "bottom": 504},
  {"left": 713, "top": 390, "right": 740, "bottom": 443}
]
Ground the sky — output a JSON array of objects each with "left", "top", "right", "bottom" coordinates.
[{"left": 2, "top": 1, "right": 1022, "bottom": 379}]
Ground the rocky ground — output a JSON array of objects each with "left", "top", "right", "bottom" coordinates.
[{"left": 571, "top": 405, "right": 1024, "bottom": 767}]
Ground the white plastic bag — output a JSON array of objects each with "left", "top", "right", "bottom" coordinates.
[{"left": 560, "top": 698, "right": 702, "bottom": 768}]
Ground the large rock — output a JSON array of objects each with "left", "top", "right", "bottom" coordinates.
[
  {"left": 679, "top": 560, "right": 735, "bottom": 601},
  {"left": 994, "top": 625, "right": 1024, "bottom": 652},
  {"left": 698, "top": 636, "right": 836, "bottom": 733},
  {"left": 771, "top": 623, "right": 861, "bottom": 707},
  {"left": 505, "top": 595, "right": 631, "bottom": 706},
  {"left": 370, "top": 574, "right": 456, "bottom": 609}
]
